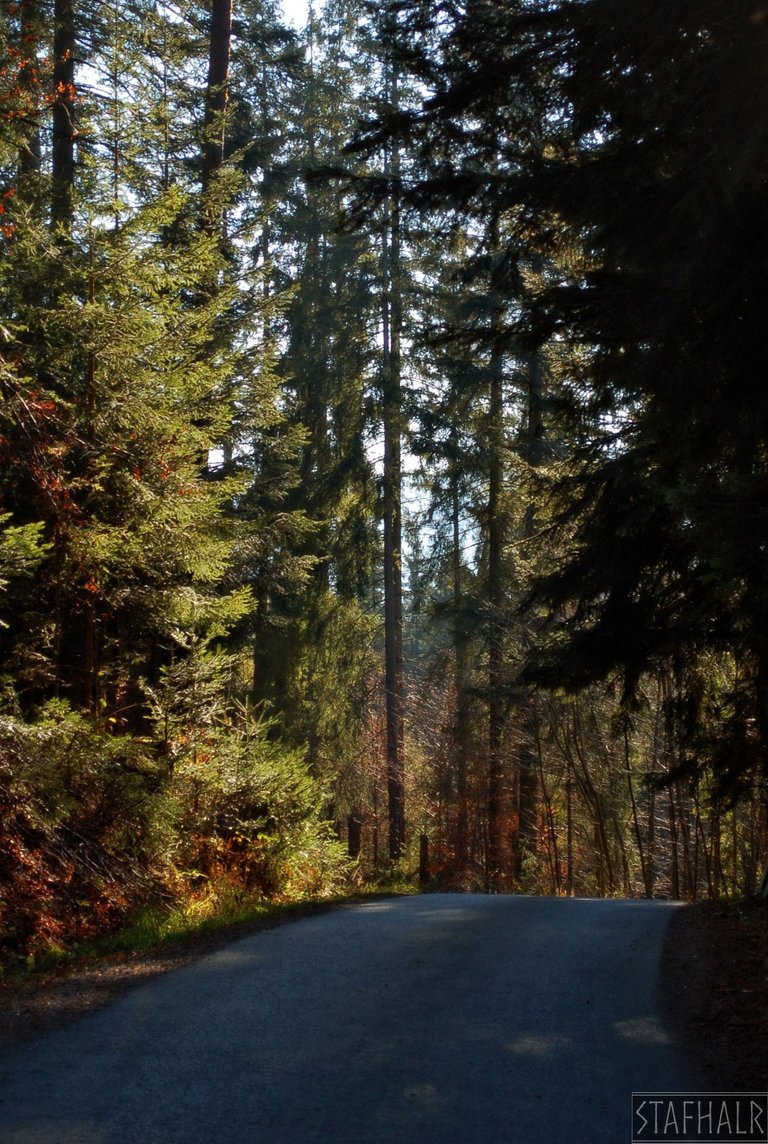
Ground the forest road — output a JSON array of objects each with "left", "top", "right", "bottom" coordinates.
[{"left": 0, "top": 894, "right": 691, "bottom": 1144}]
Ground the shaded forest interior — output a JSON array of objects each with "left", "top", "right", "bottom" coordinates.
[{"left": 1, "top": 0, "right": 767, "bottom": 964}]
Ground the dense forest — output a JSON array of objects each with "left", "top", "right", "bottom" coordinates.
[{"left": 1, "top": 0, "right": 766, "bottom": 964}]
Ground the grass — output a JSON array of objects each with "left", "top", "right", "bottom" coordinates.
[{"left": 10, "top": 875, "right": 420, "bottom": 981}]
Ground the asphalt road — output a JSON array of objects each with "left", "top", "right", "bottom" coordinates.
[{"left": 0, "top": 894, "right": 690, "bottom": 1143}]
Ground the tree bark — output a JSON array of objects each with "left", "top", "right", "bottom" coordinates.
[
  {"left": 52, "top": 0, "right": 76, "bottom": 227},
  {"left": 18, "top": 0, "right": 41, "bottom": 180},
  {"left": 451, "top": 439, "right": 469, "bottom": 873},
  {"left": 201, "top": 0, "right": 233, "bottom": 236},
  {"left": 382, "top": 32, "right": 405, "bottom": 863},
  {"left": 486, "top": 325, "right": 506, "bottom": 886},
  {"left": 382, "top": 218, "right": 405, "bottom": 863},
  {"left": 515, "top": 352, "right": 544, "bottom": 880}
]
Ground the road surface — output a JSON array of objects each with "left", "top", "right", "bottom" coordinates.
[{"left": 0, "top": 894, "right": 690, "bottom": 1143}]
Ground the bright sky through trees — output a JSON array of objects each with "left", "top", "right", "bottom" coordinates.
[{"left": 281, "top": 0, "right": 307, "bottom": 28}]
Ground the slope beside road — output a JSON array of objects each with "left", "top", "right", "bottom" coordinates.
[{"left": 0, "top": 895, "right": 689, "bottom": 1143}]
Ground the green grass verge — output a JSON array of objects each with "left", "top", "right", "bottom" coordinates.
[{"left": 9, "top": 877, "right": 420, "bottom": 980}]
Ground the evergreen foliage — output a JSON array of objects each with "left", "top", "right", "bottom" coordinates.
[{"left": 1, "top": 0, "right": 766, "bottom": 961}]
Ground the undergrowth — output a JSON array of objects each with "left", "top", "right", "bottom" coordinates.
[
  {"left": 6, "top": 876, "right": 419, "bottom": 979},
  {"left": 0, "top": 689, "right": 382, "bottom": 973}
]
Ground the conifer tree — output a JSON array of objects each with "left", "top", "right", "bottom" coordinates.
[
  {"left": 365, "top": 0, "right": 768, "bottom": 819},
  {"left": 242, "top": 0, "right": 382, "bottom": 827}
]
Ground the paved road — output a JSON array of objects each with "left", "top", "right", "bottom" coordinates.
[{"left": 0, "top": 895, "right": 690, "bottom": 1143}]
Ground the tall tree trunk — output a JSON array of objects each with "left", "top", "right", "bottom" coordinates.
[
  {"left": 16, "top": 0, "right": 43, "bottom": 351},
  {"left": 18, "top": 0, "right": 42, "bottom": 181},
  {"left": 196, "top": 0, "right": 233, "bottom": 472},
  {"left": 201, "top": 0, "right": 233, "bottom": 237},
  {"left": 486, "top": 321, "right": 506, "bottom": 887},
  {"left": 571, "top": 702, "right": 615, "bottom": 892},
  {"left": 451, "top": 437, "right": 469, "bottom": 873},
  {"left": 515, "top": 352, "right": 544, "bottom": 880},
  {"left": 52, "top": 0, "right": 76, "bottom": 227},
  {"left": 566, "top": 767, "right": 574, "bottom": 894},
  {"left": 625, "top": 721, "right": 650, "bottom": 895},
  {"left": 382, "top": 36, "right": 405, "bottom": 863}
]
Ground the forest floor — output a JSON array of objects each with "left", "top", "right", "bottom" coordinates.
[
  {"left": 1, "top": 894, "right": 766, "bottom": 1092},
  {"left": 660, "top": 897, "right": 768, "bottom": 1090}
]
